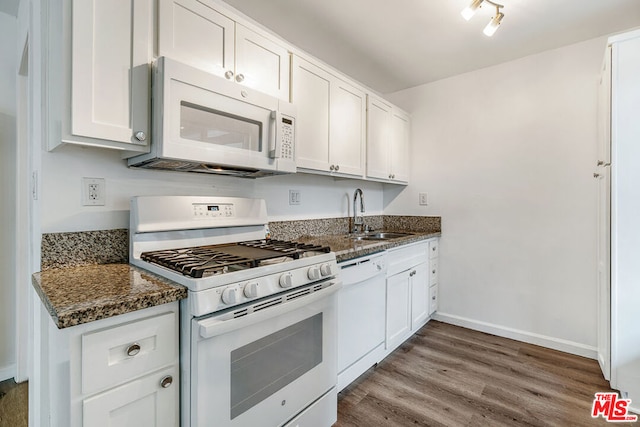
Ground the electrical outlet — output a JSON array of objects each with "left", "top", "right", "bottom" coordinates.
[
  {"left": 419, "top": 192, "right": 428, "bottom": 206},
  {"left": 82, "top": 177, "right": 105, "bottom": 206},
  {"left": 289, "top": 189, "right": 301, "bottom": 205}
]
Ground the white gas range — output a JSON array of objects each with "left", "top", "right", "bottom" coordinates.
[{"left": 130, "top": 196, "right": 341, "bottom": 427}]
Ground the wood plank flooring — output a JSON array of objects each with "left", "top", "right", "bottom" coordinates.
[{"left": 336, "top": 321, "right": 619, "bottom": 427}]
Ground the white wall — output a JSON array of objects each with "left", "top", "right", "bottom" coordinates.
[
  {"left": 385, "top": 37, "right": 607, "bottom": 357},
  {"left": 0, "top": 10, "right": 17, "bottom": 381},
  {"left": 40, "top": 145, "right": 384, "bottom": 233}
]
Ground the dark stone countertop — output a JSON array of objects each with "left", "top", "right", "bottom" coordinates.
[
  {"left": 295, "top": 231, "right": 441, "bottom": 263},
  {"left": 32, "top": 264, "right": 187, "bottom": 329}
]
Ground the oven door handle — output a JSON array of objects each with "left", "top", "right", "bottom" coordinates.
[{"left": 198, "top": 281, "right": 342, "bottom": 339}]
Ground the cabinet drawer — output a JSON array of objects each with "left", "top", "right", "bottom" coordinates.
[
  {"left": 82, "top": 310, "right": 177, "bottom": 395},
  {"left": 429, "top": 258, "right": 438, "bottom": 285},
  {"left": 428, "top": 285, "right": 438, "bottom": 315},
  {"left": 387, "top": 242, "right": 428, "bottom": 276},
  {"left": 428, "top": 239, "right": 439, "bottom": 259}
]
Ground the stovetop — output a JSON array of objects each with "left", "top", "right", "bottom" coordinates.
[{"left": 140, "top": 239, "right": 331, "bottom": 278}]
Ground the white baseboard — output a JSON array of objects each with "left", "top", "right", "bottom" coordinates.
[
  {"left": 0, "top": 364, "right": 16, "bottom": 382},
  {"left": 433, "top": 312, "right": 597, "bottom": 360}
]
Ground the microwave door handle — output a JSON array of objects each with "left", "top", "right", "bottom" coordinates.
[{"left": 268, "top": 110, "right": 280, "bottom": 159}]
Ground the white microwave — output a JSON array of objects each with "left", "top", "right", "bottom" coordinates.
[{"left": 128, "top": 57, "right": 296, "bottom": 178}]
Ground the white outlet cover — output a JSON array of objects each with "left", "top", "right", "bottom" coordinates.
[{"left": 82, "top": 177, "right": 105, "bottom": 206}]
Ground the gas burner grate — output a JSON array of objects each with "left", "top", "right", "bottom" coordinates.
[
  {"left": 140, "top": 240, "right": 331, "bottom": 278},
  {"left": 141, "top": 247, "right": 257, "bottom": 278},
  {"left": 239, "top": 239, "right": 332, "bottom": 255}
]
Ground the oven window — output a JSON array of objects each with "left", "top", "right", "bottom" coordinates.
[
  {"left": 230, "top": 313, "right": 323, "bottom": 419},
  {"left": 180, "top": 101, "right": 262, "bottom": 151}
]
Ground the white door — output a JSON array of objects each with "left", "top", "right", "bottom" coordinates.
[
  {"left": 386, "top": 272, "right": 411, "bottom": 352},
  {"left": 367, "top": 96, "right": 392, "bottom": 180},
  {"left": 330, "top": 79, "right": 366, "bottom": 177},
  {"left": 158, "top": 0, "right": 235, "bottom": 78},
  {"left": 410, "top": 262, "right": 429, "bottom": 330},
  {"left": 390, "top": 108, "right": 410, "bottom": 183},
  {"left": 292, "top": 56, "right": 332, "bottom": 172},
  {"left": 83, "top": 367, "right": 178, "bottom": 427},
  {"left": 71, "top": 0, "right": 152, "bottom": 145},
  {"left": 235, "top": 24, "right": 290, "bottom": 100}
]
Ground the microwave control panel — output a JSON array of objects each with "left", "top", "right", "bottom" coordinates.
[
  {"left": 193, "top": 203, "right": 235, "bottom": 219},
  {"left": 279, "top": 115, "right": 294, "bottom": 160}
]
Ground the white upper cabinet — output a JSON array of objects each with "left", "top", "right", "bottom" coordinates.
[
  {"left": 158, "top": 0, "right": 290, "bottom": 100},
  {"left": 367, "top": 94, "right": 410, "bottom": 184},
  {"left": 158, "top": 0, "right": 235, "bottom": 79},
  {"left": 391, "top": 108, "right": 411, "bottom": 183},
  {"left": 292, "top": 55, "right": 366, "bottom": 177},
  {"left": 46, "top": 0, "right": 153, "bottom": 151}
]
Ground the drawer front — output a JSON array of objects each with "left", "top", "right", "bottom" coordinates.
[
  {"left": 429, "top": 258, "right": 438, "bottom": 285},
  {"left": 82, "top": 310, "right": 177, "bottom": 395},
  {"left": 387, "top": 241, "right": 428, "bottom": 276},
  {"left": 428, "top": 239, "right": 439, "bottom": 259},
  {"left": 428, "top": 285, "right": 438, "bottom": 315}
]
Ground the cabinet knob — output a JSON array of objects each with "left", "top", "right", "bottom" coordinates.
[
  {"left": 597, "top": 160, "right": 611, "bottom": 167},
  {"left": 593, "top": 172, "right": 601, "bottom": 178},
  {"left": 432, "top": 295, "right": 436, "bottom": 300},
  {"left": 224, "top": 70, "right": 234, "bottom": 80},
  {"left": 134, "top": 131, "right": 146, "bottom": 142},
  {"left": 235, "top": 73, "right": 245, "bottom": 83},
  {"left": 126, "top": 343, "right": 141, "bottom": 357},
  {"left": 329, "top": 165, "right": 335, "bottom": 171},
  {"left": 409, "top": 270, "right": 416, "bottom": 277},
  {"left": 160, "top": 375, "right": 173, "bottom": 388},
  {"left": 335, "top": 165, "right": 340, "bottom": 171},
  {"left": 432, "top": 270, "right": 436, "bottom": 274}
]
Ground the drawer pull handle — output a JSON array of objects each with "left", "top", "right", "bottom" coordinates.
[
  {"left": 160, "top": 375, "right": 173, "bottom": 388},
  {"left": 126, "top": 343, "right": 141, "bottom": 357}
]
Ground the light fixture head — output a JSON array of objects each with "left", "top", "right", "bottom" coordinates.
[
  {"left": 461, "top": 0, "right": 484, "bottom": 21},
  {"left": 483, "top": 11, "right": 504, "bottom": 36}
]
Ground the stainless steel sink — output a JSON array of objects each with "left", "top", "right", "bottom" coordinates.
[{"left": 349, "top": 231, "right": 413, "bottom": 241}]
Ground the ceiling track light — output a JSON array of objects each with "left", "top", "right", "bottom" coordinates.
[{"left": 460, "top": 0, "right": 505, "bottom": 37}]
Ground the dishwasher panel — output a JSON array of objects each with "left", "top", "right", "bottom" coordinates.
[{"left": 337, "top": 253, "right": 386, "bottom": 391}]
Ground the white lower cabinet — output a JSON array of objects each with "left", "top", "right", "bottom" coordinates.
[
  {"left": 384, "top": 240, "right": 436, "bottom": 357},
  {"left": 82, "top": 365, "right": 178, "bottom": 427},
  {"left": 35, "top": 302, "right": 180, "bottom": 427}
]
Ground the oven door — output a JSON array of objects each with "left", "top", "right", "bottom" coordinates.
[
  {"left": 154, "top": 57, "right": 295, "bottom": 174},
  {"left": 189, "top": 281, "right": 339, "bottom": 427}
]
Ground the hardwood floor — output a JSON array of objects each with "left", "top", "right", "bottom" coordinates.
[{"left": 336, "top": 321, "right": 618, "bottom": 427}]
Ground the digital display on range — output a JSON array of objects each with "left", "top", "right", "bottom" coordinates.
[
  {"left": 207, "top": 205, "right": 220, "bottom": 211},
  {"left": 282, "top": 117, "right": 293, "bottom": 125}
]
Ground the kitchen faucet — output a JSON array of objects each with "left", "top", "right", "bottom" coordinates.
[{"left": 352, "top": 188, "right": 365, "bottom": 233}]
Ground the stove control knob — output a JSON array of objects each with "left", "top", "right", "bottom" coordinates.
[
  {"left": 244, "top": 282, "right": 260, "bottom": 298},
  {"left": 279, "top": 273, "right": 293, "bottom": 288},
  {"left": 222, "top": 287, "right": 239, "bottom": 305},
  {"left": 307, "top": 266, "right": 321, "bottom": 281},
  {"left": 320, "top": 263, "right": 334, "bottom": 277}
]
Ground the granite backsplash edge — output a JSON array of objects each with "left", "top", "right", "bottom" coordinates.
[{"left": 41, "top": 216, "right": 441, "bottom": 269}]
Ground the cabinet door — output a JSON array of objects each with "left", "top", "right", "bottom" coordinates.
[
  {"left": 158, "top": 0, "right": 235, "bottom": 79},
  {"left": 597, "top": 46, "right": 612, "bottom": 166},
  {"left": 410, "top": 262, "right": 429, "bottom": 329},
  {"left": 235, "top": 24, "right": 290, "bottom": 100},
  {"left": 366, "top": 96, "right": 392, "bottom": 180},
  {"left": 596, "top": 167, "right": 611, "bottom": 380},
  {"left": 390, "top": 108, "right": 410, "bottom": 183},
  {"left": 71, "top": 0, "right": 152, "bottom": 145},
  {"left": 330, "top": 79, "right": 366, "bottom": 177},
  {"left": 292, "top": 56, "right": 332, "bottom": 172},
  {"left": 83, "top": 367, "right": 178, "bottom": 427},
  {"left": 386, "top": 272, "right": 411, "bottom": 352}
]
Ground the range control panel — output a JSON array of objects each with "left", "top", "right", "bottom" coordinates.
[{"left": 193, "top": 203, "right": 235, "bottom": 219}]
